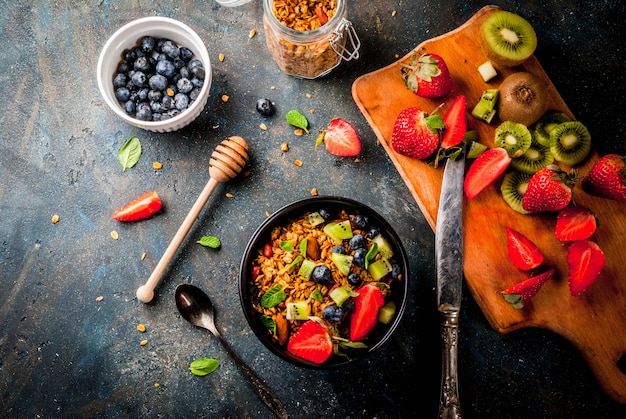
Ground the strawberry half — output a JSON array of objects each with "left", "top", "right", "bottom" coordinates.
[
  {"left": 391, "top": 107, "right": 444, "bottom": 159},
  {"left": 555, "top": 205, "right": 598, "bottom": 242},
  {"left": 567, "top": 240, "right": 606, "bottom": 297},
  {"left": 502, "top": 268, "right": 555, "bottom": 309},
  {"left": 287, "top": 320, "right": 333, "bottom": 364},
  {"left": 522, "top": 165, "right": 576, "bottom": 213},
  {"left": 581, "top": 154, "right": 626, "bottom": 200},
  {"left": 440, "top": 95, "right": 467, "bottom": 149},
  {"left": 322, "top": 118, "right": 361, "bottom": 157},
  {"left": 463, "top": 147, "right": 511, "bottom": 199},
  {"left": 349, "top": 284, "right": 385, "bottom": 342},
  {"left": 506, "top": 227, "right": 544, "bottom": 271},
  {"left": 401, "top": 53, "right": 453, "bottom": 98}
]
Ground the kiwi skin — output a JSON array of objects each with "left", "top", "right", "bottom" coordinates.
[
  {"left": 498, "top": 72, "right": 548, "bottom": 127},
  {"left": 481, "top": 10, "right": 537, "bottom": 67}
]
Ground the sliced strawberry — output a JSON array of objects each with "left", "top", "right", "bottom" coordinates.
[
  {"left": 441, "top": 95, "right": 467, "bottom": 149},
  {"left": 349, "top": 284, "right": 385, "bottom": 342},
  {"left": 502, "top": 268, "right": 555, "bottom": 309},
  {"left": 555, "top": 205, "right": 598, "bottom": 242},
  {"left": 287, "top": 320, "right": 333, "bottom": 364},
  {"left": 112, "top": 191, "right": 163, "bottom": 222},
  {"left": 522, "top": 165, "right": 575, "bottom": 213},
  {"left": 567, "top": 240, "right": 606, "bottom": 297},
  {"left": 506, "top": 227, "right": 544, "bottom": 271},
  {"left": 323, "top": 118, "right": 361, "bottom": 157},
  {"left": 463, "top": 147, "right": 511, "bottom": 199}
]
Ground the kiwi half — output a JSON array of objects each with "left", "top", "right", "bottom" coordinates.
[
  {"left": 495, "top": 121, "right": 532, "bottom": 158},
  {"left": 510, "top": 136, "right": 554, "bottom": 174},
  {"left": 549, "top": 120, "right": 591, "bottom": 166},
  {"left": 498, "top": 72, "right": 548, "bottom": 127},
  {"left": 481, "top": 10, "right": 537, "bottom": 67},
  {"left": 533, "top": 112, "right": 572, "bottom": 146},
  {"left": 501, "top": 171, "right": 532, "bottom": 214}
]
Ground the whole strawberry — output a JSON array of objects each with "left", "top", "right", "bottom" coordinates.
[
  {"left": 401, "top": 53, "right": 453, "bottom": 99},
  {"left": 522, "top": 165, "right": 576, "bottom": 213},
  {"left": 391, "top": 107, "right": 444, "bottom": 159},
  {"left": 581, "top": 154, "right": 626, "bottom": 200}
]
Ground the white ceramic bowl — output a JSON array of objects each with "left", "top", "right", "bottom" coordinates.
[
  {"left": 97, "top": 17, "right": 212, "bottom": 133},
  {"left": 215, "top": 0, "right": 253, "bottom": 6}
]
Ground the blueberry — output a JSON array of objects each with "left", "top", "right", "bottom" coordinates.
[
  {"left": 155, "top": 38, "right": 169, "bottom": 53},
  {"left": 353, "top": 214, "right": 369, "bottom": 229},
  {"left": 349, "top": 234, "right": 366, "bottom": 250},
  {"left": 391, "top": 263, "right": 402, "bottom": 280},
  {"left": 179, "top": 66, "right": 191, "bottom": 79},
  {"left": 161, "top": 40, "right": 180, "bottom": 59},
  {"left": 161, "top": 95, "right": 175, "bottom": 110},
  {"left": 353, "top": 248, "right": 366, "bottom": 268},
  {"left": 133, "top": 46, "right": 146, "bottom": 58},
  {"left": 179, "top": 46, "right": 194, "bottom": 62},
  {"left": 367, "top": 226, "right": 381, "bottom": 239},
  {"left": 188, "top": 59, "right": 205, "bottom": 78},
  {"left": 322, "top": 305, "right": 343, "bottom": 322},
  {"left": 122, "top": 49, "right": 136, "bottom": 62},
  {"left": 173, "top": 58, "right": 185, "bottom": 70},
  {"left": 149, "top": 74, "right": 168, "bottom": 91},
  {"left": 167, "top": 109, "right": 181, "bottom": 118},
  {"left": 130, "top": 71, "right": 147, "bottom": 87},
  {"left": 174, "top": 93, "right": 189, "bottom": 110},
  {"left": 136, "top": 87, "right": 149, "bottom": 102},
  {"left": 190, "top": 77, "right": 203, "bottom": 88},
  {"left": 135, "top": 102, "right": 152, "bottom": 121},
  {"left": 113, "top": 73, "right": 127, "bottom": 88},
  {"left": 319, "top": 209, "right": 332, "bottom": 220},
  {"left": 256, "top": 98, "right": 275, "bottom": 117},
  {"left": 176, "top": 78, "right": 193, "bottom": 94},
  {"left": 311, "top": 265, "right": 332, "bottom": 284},
  {"left": 133, "top": 56, "right": 151, "bottom": 72},
  {"left": 150, "top": 100, "right": 164, "bottom": 113},
  {"left": 332, "top": 245, "right": 346, "bottom": 254},
  {"left": 342, "top": 300, "right": 355, "bottom": 313},
  {"left": 115, "top": 86, "right": 131, "bottom": 102},
  {"left": 124, "top": 100, "right": 136, "bottom": 114},
  {"left": 155, "top": 59, "right": 175, "bottom": 78},
  {"left": 148, "top": 89, "right": 163, "bottom": 102},
  {"left": 189, "top": 87, "right": 202, "bottom": 101},
  {"left": 140, "top": 36, "right": 155, "bottom": 53},
  {"left": 347, "top": 273, "right": 362, "bottom": 287},
  {"left": 117, "top": 61, "right": 131, "bottom": 74}
]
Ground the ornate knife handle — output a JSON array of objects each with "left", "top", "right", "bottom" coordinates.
[{"left": 438, "top": 310, "right": 462, "bottom": 419}]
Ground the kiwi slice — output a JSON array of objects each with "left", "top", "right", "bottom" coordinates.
[
  {"left": 323, "top": 220, "right": 353, "bottom": 243},
  {"left": 549, "top": 120, "right": 591, "bottom": 166},
  {"left": 510, "top": 136, "right": 554, "bottom": 174},
  {"left": 501, "top": 171, "right": 532, "bottom": 214},
  {"left": 533, "top": 112, "right": 572, "bottom": 146},
  {"left": 331, "top": 252, "right": 353, "bottom": 276},
  {"left": 481, "top": 10, "right": 537, "bottom": 67},
  {"left": 368, "top": 258, "right": 393, "bottom": 281},
  {"left": 286, "top": 301, "right": 310, "bottom": 321},
  {"left": 298, "top": 259, "right": 316, "bottom": 279},
  {"left": 494, "top": 121, "right": 532, "bottom": 158},
  {"left": 371, "top": 234, "right": 394, "bottom": 259}
]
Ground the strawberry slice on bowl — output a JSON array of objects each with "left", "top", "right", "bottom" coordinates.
[
  {"left": 401, "top": 53, "right": 453, "bottom": 99},
  {"left": 349, "top": 283, "right": 385, "bottom": 342},
  {"left": 501, "top": 268, "right": 555, "bottom": 309},
  {"left": 506, "top": 227, "right": 544, "bottom": 271},
  {"left": 463, "top": 147, "right": 511, "bottom": 199},
  {"left": 320, "top": 118, "right": 361, "bottom": 157},
  {"left": 287, "top": 320, "right": 334, "bottom": 364},
  {"left": 391, "top": 107, "right": 444, "bottom": 159},
  {"left": 555, "top": 205, "right": 598, "bottom": 242},
  {"left": 567, "top": 240, "right": 606, "bottom": 297}
]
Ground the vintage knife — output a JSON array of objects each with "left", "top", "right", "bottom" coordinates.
[{"left": 436, "top": 149, "right": 466, "bottom": 419}]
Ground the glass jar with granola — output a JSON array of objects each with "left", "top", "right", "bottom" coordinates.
[{"left": 263, "top": 0, "right": 360, "bottom": 79}]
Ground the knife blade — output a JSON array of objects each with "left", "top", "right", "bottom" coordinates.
[{"left": 436, "top": 149, "right": 466, "bottom": 419}]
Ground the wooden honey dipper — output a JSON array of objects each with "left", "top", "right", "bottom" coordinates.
[{"left": 136, "top": 136, "right": 249, "bottom": 303}]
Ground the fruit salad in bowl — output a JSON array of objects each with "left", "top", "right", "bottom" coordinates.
[{"left": 239, "top": 196, "right": 410, "bottom": 368}]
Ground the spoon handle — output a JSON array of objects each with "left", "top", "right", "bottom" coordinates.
[{"left": 215, "top": 333, "right": 289, "bottom": 419}]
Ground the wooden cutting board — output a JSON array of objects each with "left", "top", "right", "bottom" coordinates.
[{"left": 352, "top": 5, "right": 626, "bottom": 403}]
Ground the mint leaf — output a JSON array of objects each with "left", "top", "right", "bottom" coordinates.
[
  {"left": 118, "top": 136, "right": 142, "bottom": 172},
  {"left": 261, "top": 285, "right": 286, "bottom": 308},
  {"left": 280, "top": 240, "right": 295, "bottom": 251},
  {"left": 286, "top": 110, "right": 309, "bottom": 134},
  {"left": 315, "top": 132, "right": 324, "bottom": 148},
  {"left": 197, "top": 235, "right": 221, "bottom": 249},
  {"left": 260, "top": 315, "right": 276, "bottom": 334},
  {"left": 364, "top": 242, "right": 378, "bottom": 269},
  {"left": 310, "top": 288, "right": 323, "bottom": 302},
  {"left": 189, "top": 358, "right": 220, "bottom": 376}
]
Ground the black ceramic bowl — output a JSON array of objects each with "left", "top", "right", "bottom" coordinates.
[{"left": 239, "top": 196, "right": 410, "bottom": 368}]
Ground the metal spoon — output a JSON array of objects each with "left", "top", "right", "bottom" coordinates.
[{"left": 174, "top": 283, "right": 289, "bottom": 419}]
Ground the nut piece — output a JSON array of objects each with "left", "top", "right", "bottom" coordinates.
[
  {"left": 275, "top": 314, "right": 289, "bottom": 346},
  {"left": 51, "top": 214, "right": 60, "bottom": 224},
  {"left": 306, "top": 236, "right": 321, "bottom": 260},
  {"left": 280, "top": 142, "right": 289, "bottom": 152},
  {"left": 137, "top": 324, "right": 147, "bottom": 333}
]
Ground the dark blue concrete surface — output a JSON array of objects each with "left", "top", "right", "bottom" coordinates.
[{"left": 1, "top": 1, "right": 625, "bottom": 418}]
